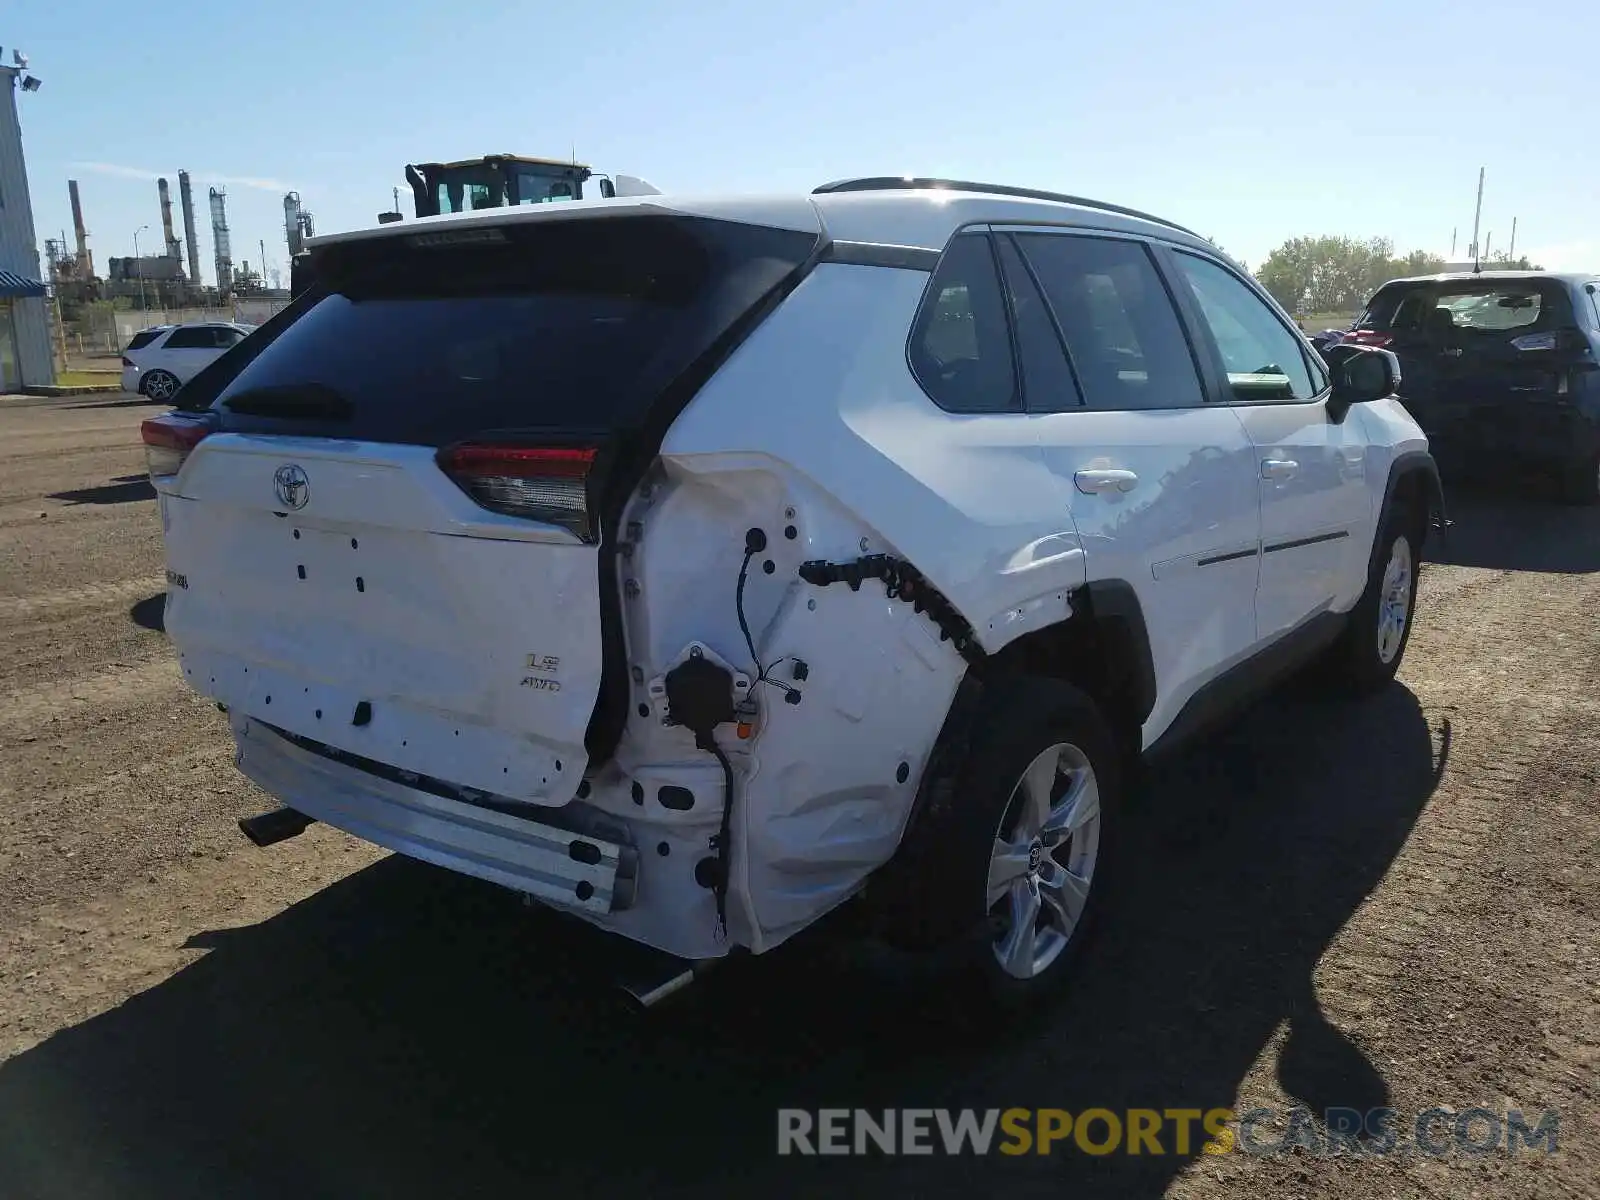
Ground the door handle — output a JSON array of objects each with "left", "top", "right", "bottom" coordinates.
[
  {"left": 1074, "top": 468, "right": 1139, "bottom": 495},
  {"left": 1261, "top": 459, "right": 1299, "bottom": 480}
]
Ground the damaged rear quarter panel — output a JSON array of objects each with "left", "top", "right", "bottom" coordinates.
[{"left": 640, "top": 261, "right": 1086, "bottom": 947}]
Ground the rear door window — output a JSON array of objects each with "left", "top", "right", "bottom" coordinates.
[
  {"left": 164, "top": 327, "right": 216, "bottom": 350},
  {"left": 1014, "top": 233, "right": 1206, "bottom": 411},
  {"left": 1356, "top": 286, "right": 1430, "bottom": 333},
  {"left": 206, "top": 216, "right": 819, "bottom": 446},
  {"left": 994, "top": 235, "right": 1083, "bottom": 411}
]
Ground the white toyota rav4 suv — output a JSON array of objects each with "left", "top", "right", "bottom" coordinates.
[{"left": 142, "top": 178, "right": 1443, "bottom": 1007}]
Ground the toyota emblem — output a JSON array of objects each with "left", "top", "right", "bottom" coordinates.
[{"left": 273, "top": 463, "right": 310, "bottom": 510}]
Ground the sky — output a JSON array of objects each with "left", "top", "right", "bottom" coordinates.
[{"left": 7, "top": 0, "right": 1598, "bottom": 290}]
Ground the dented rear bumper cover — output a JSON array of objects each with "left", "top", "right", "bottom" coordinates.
[{"left": 232, "top": 715, "right": 637, "bottom": 914}]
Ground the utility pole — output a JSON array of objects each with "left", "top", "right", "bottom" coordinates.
[
  {"left": 1451, "top": 227, "right": 1457, "bottom": 258},
  {"left": 1470, "top": 167, "right": 1485, "bottom": 270},
  {"left": 1509, "top": 217, "right": 1518, "bottom": 262}
]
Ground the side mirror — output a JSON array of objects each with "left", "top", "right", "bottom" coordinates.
[
  {"left": 1326, "top": 345, "right": 1400, "bottom": 422},
  {"left": 598, "top": 178, "right": 616, "bottom": 199}
]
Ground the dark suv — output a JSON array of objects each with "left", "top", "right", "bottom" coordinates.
[{"left": 1343, "top": 271, "right": 1600, "bottom": 503}]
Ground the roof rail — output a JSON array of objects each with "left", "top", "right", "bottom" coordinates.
[{"left": 811, "top": 177, "right": 1197, "bottom": 237}]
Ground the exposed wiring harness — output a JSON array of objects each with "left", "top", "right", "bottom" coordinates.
[
  {"left": 704, "top": 737, "right": 735, "bottom": 938},
  {"left": 736, "top": 529, "right": 801, "bottom": 704},
  {"left": 662, "top": 652, "right": 739, "bottom": 938},
  {"left": 798, "top": 553, "right": 987, "bottom": 666}
]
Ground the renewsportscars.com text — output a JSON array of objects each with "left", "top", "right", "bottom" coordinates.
[{"left": 777, "top": 1107, "right": 1560, "bottom": 1158}]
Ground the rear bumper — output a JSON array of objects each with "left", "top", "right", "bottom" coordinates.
[{"left": 232, "top": 715, "right": 637, "bottom": 915}]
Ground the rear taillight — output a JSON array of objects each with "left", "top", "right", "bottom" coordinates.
[
  {"left": 121, "top": 355, "right": 135, "bottom": 367},
  {"left": 438, "top": 443, "right": 599, "bottom": 540},
  {"left": 140, "top": 414, "right": 211, "bottom": 478},
  {"left": 1344, "top": 330, "right": 1393, "bottom": 347}
]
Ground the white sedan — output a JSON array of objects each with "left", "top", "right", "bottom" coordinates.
[{"left": 121, "top": 322, "right": 255, "bottom": 402}]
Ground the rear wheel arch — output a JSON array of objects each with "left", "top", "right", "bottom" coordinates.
[
  {"left": 982, "top": 580, "right": 1156, "bottom": 743},
  {"left": 876, "top": 578, "right": 1153, "bottom": 885}
]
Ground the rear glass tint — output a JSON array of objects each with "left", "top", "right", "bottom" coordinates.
[
  {"left": 1361, "top": 279, "right": 1572, "bottom": 335},
  {"left": 209, "top": 215, "right": 818, "bottom": 446},
  {"left": 1437, "top": 287, "right": 1543, "bottom": 331},
  {"left": 125, "top": 329, "right": 164, "bottom": 351}
]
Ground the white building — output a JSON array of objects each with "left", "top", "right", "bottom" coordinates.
[{"left": 0, "top": 57, "right": 52, "bottom": 391}]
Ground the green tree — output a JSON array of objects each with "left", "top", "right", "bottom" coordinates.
[
  {"left": 1255, "top": 235, "right": 1395, "bottom": 314},
  {"left": 1483, "top": 250, "right": 1542, "bottom": 270}
]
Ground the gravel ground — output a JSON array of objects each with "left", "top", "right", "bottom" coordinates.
[{"left": 0, "top": 395, "right": 1595, "bottom": 1199}]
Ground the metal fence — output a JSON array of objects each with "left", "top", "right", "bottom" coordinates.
[{"left": 66, "top": 301, "right": 292, "bottom": 355}]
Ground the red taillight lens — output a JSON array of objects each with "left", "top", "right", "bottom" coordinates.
[
  {"left": 140, "top": 414, "right": 211, "bottom": 478},
  {"left": 121, "top": 355, "right": 135, "bottom": 367},
  {"left": 437, "top": 443, "right": 599, "bottom": 540},
  {"left": 1344, "top": 330, "right": 1393, "bottom": 347}
]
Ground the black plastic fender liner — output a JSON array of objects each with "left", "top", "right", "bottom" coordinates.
[
  {"left": 1072, "top": 579, "right": 1158, "bottom": 730},
  {"left": 1375, "top": 450, "right": 1449, "bottom": 568},
  {"left": 861, "top": 671, "right": 988, "bottom": 948}
]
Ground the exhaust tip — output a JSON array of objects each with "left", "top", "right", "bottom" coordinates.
[
  {"left": 618, "top": 968, "right": 699, "bottom": 1011},
  {"left": 238, "top": 808, "right": 316, "bottom": 848}
]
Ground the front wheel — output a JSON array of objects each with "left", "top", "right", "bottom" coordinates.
[{"left": 1326, "top": 505, "right": 1422, "bottom": 692}]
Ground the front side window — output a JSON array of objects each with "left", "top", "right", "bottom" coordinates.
[
  {"left": 1014, "top": 233, "right": 1205, "bottom": 411},
  {"left": 908, "top": 233, "right": 1018, "bottom": 413},
  {"left": 1174, "top": 252, "right": 1317, "bottom": 403}
]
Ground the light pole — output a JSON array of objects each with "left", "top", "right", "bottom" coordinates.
[{"left": 133, "top": 224, "right": 149, "bottom": 316}]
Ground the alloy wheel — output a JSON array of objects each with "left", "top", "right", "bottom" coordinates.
[{"left": 986, "top": 742, "right": 1102, "bottom": 981}]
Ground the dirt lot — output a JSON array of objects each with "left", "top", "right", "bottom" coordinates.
[{"left": 0, "top": 395, "right": 1596, "bottom": 1198}]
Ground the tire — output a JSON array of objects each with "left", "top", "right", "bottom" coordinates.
[
  {"left": 141, "top": 369, "right": 180, "bottom": 403},
  {"left": 1325, "top": 501, "right": 1423, "bottom": 693},
  {"left": 1557, "top": 454, "right": 1600, "bottom": 506},
  {"left": 878, "top": 676, "right": 1121, "bottom": 1011}
]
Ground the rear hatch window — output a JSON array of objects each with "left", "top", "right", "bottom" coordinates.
[{"left": 207, "top": 214, "right": 820, "bottom": 446}]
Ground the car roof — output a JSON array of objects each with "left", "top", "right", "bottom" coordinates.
[
  {"left": 306, "top": 177, "right": 1222, "bottom": 262},
  {"left": 1378, "top": 270, "right": 1596, "bottom": 289}
]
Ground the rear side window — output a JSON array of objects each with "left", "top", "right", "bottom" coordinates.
[
  {"left": 909, "top": 232, "right": 1018, "bottom": 413},
  {"left": 1173, "top": 252, "right": 1317, "bottom": 402},
  {"left": 125, "top": 329, "right": 164, "bottom": 352},
  {"left": 209, "top": 216, "right": 818, "bottom": 445},
  {"left": 1355, "top": 286, "right": 1430, "bottom": 332},
  {"left": 1014, "top": 233, "right": 1205, "bottom": 411}
]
